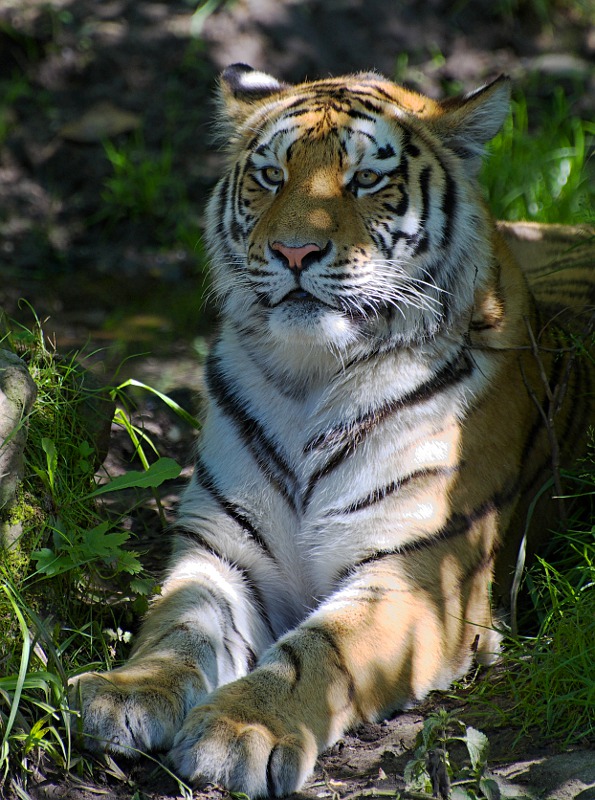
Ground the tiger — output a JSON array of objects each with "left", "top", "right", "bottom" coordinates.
[{"left": 72, "top": 65, "right": 595, "bottom": 797}]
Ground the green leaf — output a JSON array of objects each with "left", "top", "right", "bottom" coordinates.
[
  {"left": 85, "top": 457, "right": 181, "bottom": 498},
  {"left": 464, "top": 726, "right": 489, "bottom": 772},
  {"left": 0, "top": 584, "right": 31, "bottom": 751},
  {"left": 129, "top": 576, "right": 156, "bottom": 595},
  {"left": 0, "top": 670, "right": 62, "bottom": 693},
  {"left": 30, "top": 548, "right": 74, "bottom": 576},
  {"left": 115, "top": 378, "right": 201, "bottom": 430},
  {"left": 82, "top": 521, "right": 128, "bottom": 556},
  {"left": 42, "top": 437, "right": 58, "bottom": 488},
  {"left": 110, "top": 549, "right": 143, "bottom": 574}
]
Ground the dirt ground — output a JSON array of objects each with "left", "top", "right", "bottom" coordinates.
[{"left": 1, "top": 0, "right": 594, "bottom": 798}]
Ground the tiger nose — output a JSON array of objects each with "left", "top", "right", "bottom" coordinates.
[{"left": 271, "top": 242, "right": 322, "bottom": 272}]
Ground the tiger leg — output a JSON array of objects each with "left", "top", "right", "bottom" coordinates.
[
  {"left": 71, "top": 551, "right": 272, "bottom": 756},
  {"left": 169, "top": 555, "right": 498, "bottom": 797}
]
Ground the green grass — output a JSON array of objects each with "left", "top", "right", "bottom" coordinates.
[
  {"left": 464, "top": 517, "right": 595, "bottom": 745},
  {"left": 0, "top": 316, "right": 188, "bottom": 797},
  {"left": 481, "top": 88, "right": 594, "bottom": 223},
  {"left": 95, "top": 132, "right": 203, "bottom": 252}
]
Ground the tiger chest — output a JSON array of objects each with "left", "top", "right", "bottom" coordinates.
[{"left": 200, "top": 336, "right": 478, "bottom": 599}]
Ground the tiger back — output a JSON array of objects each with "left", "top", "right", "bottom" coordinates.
[{"left": 72, "top": 66, "right": 595, "bottom": 797}]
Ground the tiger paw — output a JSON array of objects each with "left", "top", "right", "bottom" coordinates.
[
  {"left": 70, "top": 660, "right": 207, "bottom": 756},
  {"left": 169, "top": 676, "right": 318, "bottom": 797}
]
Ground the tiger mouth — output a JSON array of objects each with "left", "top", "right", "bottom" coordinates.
[
  {"left": 277, "top": 289, "right": 331, "bottom": 306},
  {"left": 271, "top": 289, "right": 376, "bottom": 322},
  {"left": 284, "top": 289, "right": 314, "bottom": 301}
]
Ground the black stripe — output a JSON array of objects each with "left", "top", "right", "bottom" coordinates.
[
  {"left": 409, "top": 165, "right": 431, "bottom": 256},
  {"left": 277, "top": 641, "right": 302, "bottom": 685},
  {"left": 400, "top": 127, "right": 421, "bottom": 158},
  {"left": 206, "top": 355, "right": 298, "bottom": 510},
  {"left": 356, "top": 97, "right": 383, "bottom": 115},
  {"left": 325, "top": 466, "right": 457, "bottom": 516},
  {"left": 384, "top": 193, "right": 409, "bottom": 218},
  {"left": 266, "top": 749, "right": 278, "bottom": 797},
  {"left": 302, "top": 626, "right": 359, "bottom": 709},
  {"left": 344, "top": 108, "right": 376, "bottom": 122},
  {"left": 232, "top": 162, "right": 245, "bottom": 237},
  {"left": 369, "top": 85, "right": 400, "bottom": 103},
  {"left": 302, "top": 350, "right": 473, "bottom": 508},
  {"left": 533, "top": 280, "right": 595, "bottom": 297},
  {"left": 376, "top": 143, "right": 396, "bottom": 159},
  {"left": 228, "top": 163, "right": 244, "bottom": 244},
  {"left": 306, "top": 348, "right": 473, "bottom": 453},
  {"left": 176, "top": 526, "right": 277, "bottom": 640},
  {"left": 440, "top": 168, "right": 457, "bottom": 248},
  {"left": 194, "top": 458, "right": 275, "bottom": 559},
  {"left": 337, "top": 480, "right": 519, "bottom": 580}
]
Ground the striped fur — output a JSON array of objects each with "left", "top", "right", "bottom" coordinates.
[{"left": 73, "top": 67, "right": 595, "bottom": 796}]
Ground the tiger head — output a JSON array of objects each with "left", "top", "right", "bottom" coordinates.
[{"left": 206, "top": 64, "right": 510, "bottom": 354}]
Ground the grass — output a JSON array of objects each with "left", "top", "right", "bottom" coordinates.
[
  {"left": 481, "top": 88, "right": 594, "bottom": 223},
  {"left": 0, "top": 316, "right": 187, "bottom": 797},
  {"left": 463, "top": 533, "right": 595, "bottom": 747},
  {"left": 96, "top": 132, "right": 203, "bottom": 252}
]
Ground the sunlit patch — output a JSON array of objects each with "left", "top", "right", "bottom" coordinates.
[
  {"left": 403, "top": 502, "right": 436, "bottom": 522},
  {"left": 414, "top": 439, "right": 450, "bottom": 466},
  {"left": 307, "top": 208, "right": 333, "bottom": 230},
  {"left": 308, "top": 169, "right": 337, "bottom": 198}
]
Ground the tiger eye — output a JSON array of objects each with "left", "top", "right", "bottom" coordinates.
[
  {"left": 261, "top": 166, "right": 285, "bottom": 186},
  {"left": 354, "top": 169, "right": 382, "bottom": 188}
]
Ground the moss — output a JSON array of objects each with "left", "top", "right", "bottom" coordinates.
[{"left": 0, "top": 487, "right": 46, "bottom": 581}]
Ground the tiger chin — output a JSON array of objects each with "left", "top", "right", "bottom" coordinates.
[{"left": 71, "top": 65, "right": 594, "bottom": 796}]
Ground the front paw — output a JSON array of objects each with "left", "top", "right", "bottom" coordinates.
[
  {"left": 70, "top": 659, "right": 206, "bottom": 757},
  {"left": 169, "top": 676, "right": 318, "bottom": 797}
]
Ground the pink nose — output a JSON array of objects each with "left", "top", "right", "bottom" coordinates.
[{"left": 271, "top": 242, "right": 322, "bottom": 271}]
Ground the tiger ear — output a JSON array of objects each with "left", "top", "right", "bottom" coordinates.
[
  {"left": 217, "top": 64, "right": 289, "bottom": 128},
  {"left": 432, "top": 76, "right": 511, "bottom": 175}
]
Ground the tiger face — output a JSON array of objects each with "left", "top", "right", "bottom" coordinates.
[{"left": 207, "top": 65, "right": 510, "bottom": 352}]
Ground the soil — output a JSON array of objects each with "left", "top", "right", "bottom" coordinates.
[{"left": 1, "top": 1, "right": 594, "bottom": 798}]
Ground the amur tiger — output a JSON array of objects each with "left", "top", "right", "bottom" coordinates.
[{"left": 72, "top": 65, "right": 595, "bottom": 796}]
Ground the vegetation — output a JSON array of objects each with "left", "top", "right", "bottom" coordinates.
[
  {"left": 404, "top": 709, "right": 498, "bottom": 800},
  {"left": 481, "top": 88, "right": 594, "bottom": 223},
  {"left": 0, "top": 318, "right": 189, "bottom": 797},
  {"left": 464, "top": 466, "right": 595, "bottom": 746}
]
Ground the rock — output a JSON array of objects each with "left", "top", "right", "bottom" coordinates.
[
  {"left": 493, "top": 750, "right": 595, "bottom": 799},
  {"left": 0, "top": 348, "right": 37, "bottom": 548}
]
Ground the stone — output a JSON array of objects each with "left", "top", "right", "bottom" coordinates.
[{"left": 0, "top": 348, "right": 37, "bottom": 548}]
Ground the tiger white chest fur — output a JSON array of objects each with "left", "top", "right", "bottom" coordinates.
[{"left": 176, "top": 317, "right": 493, "bottom": 633}]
